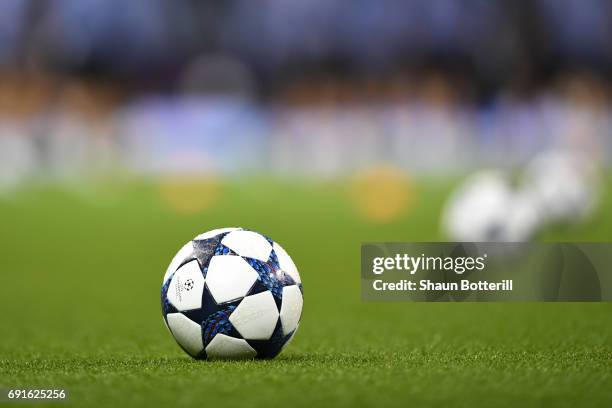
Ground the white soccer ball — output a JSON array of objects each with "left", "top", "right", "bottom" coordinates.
[
  {"left": 441, "top": 170, "right": 541, "bottom": 242},
  {"left": 521, "top": 151, "right": 600, "bottom": 224},
  {"left": 161, "top": 228, "right": 303, "bottom": 359}
]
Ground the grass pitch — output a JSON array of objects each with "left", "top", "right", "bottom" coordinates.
[{"left": 0, "top": 178, "right": 610, "bottom": 407}]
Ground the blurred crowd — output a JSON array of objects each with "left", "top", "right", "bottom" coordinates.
[{"left": 1, "top": 0, "right": 612, "bottom": 187}]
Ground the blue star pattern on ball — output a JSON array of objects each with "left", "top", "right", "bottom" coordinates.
[
  {"left": 243, "top": 254, "right": 296, "bottom": 299},
  {"left": 203, "top": 306, "right": 236, "bottom": 344},
  {"left": 161, "top": 272, "right": 177, "bottom": 315},
  {"left": 214, "top": 244, "right": 238, "bottom": 256}
]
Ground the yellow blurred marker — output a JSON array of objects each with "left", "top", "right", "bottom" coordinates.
[
  {"left": 350, "top": 165, "right": 415, "bottom": 223},
  {"left": 156, "top": 175, "right": 222, "bottom": 215}
]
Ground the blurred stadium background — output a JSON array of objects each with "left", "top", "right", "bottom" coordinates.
[
  {"left": 1, "top": 0, "right": 611, "bottom": 186},
  {"left": 1, "top": 2, "right": 611, "bottom": 407}
]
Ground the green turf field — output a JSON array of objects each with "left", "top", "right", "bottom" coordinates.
[{"left": 1, "top": 179, "right": 610, "bottom": 407}]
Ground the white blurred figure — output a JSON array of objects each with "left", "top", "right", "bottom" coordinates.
[
  {"left": 520, "top": 150, "right": 600, "bottom": 224},
  {"left": 0, "top": 131, "right": 36, "bottom": 193},
  {"left": 117, "top": 55, "right": 265, "bottom": 178},
  {"left": 0, "top": 73, "right": 50, "bottom": 194},
  {"left": 442, "top": 170, "right": 541, "bottom": 242},
  {"left": 43, "top": 80, "right": 121, "bottom": 182}
]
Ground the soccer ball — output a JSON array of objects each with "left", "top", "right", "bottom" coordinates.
[
  {"left": 520, "top": 151, "right": 600, "bottom": 224},
  {"left": 161, "top": 227, "right": 303, "bottom": 359},
  {"left": 441, "top": 170, "right": 541, "bottom": 242}
]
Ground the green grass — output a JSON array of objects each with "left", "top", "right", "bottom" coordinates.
[{"left": 0, "top": 178, "right": 610, "bottom": 407}]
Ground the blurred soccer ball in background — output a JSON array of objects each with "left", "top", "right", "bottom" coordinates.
[
  {"left": 441, "top": 150, "right": 602, "bottom": 242},
  {"left": 441, "top": 170, "right": 541, "bottom": 242},
  {"left": 520, "top": 151, "right": 600, "bottom": 224},
  {"left": 161, "top": 228, "right": 303, "bottom": 359}
]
